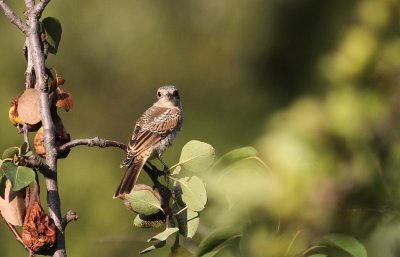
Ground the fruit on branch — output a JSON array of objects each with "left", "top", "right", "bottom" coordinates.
[
  {"left": 34, "top": 114, "right": 71, "bottom": 159},
  {"left": 8, "top": 96, "right": 41, "bottom": 132},
  {"left": 34, "top": 127, "right": 46, "bottom": 158},
  {"left": 22, "top": 181, "right": 56, "bottom": 255}
]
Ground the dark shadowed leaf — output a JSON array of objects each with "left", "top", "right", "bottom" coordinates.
[
  {"left": 213, "top": 146, "right": 258, "bottom": 169},
  {"left": 179, "top": 140, "right": 215, "bottom": 173},
  {"left": 133, "top": 214, "right": 165, "bottom": 228},
  {"left": 178, "top": 176, "right": 207, "bottom": 212},
  {"left": 42, "top": 17, "right": 62, "bottom": 54},
  {"left": 321, "top": 234, "right": 367, "bottom": 257},
  {"left": 2, "top": 147, "right": 19, "bottom": 160},
  {"left": 0, "top": 175, "right": 7, "bottom": 199},
  {"left": 175, "top": 205, "right": 199, "bottom": 238}
]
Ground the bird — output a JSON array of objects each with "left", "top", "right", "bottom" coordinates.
[{"left": 114, "top": 85, "right": 183, "bottom": 198}]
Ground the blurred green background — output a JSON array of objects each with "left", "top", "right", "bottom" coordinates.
[{"left": 1, "top": 0, "right": 400, "bottom": 256}]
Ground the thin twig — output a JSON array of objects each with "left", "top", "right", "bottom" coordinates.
[
  {"left": 143, "top": 164, "right": 173, "bottom": 216},
  {"left": 0, "top": 0, "right": 29, "bottom": 33},
  {"left": 61, "top": 210, "right": 78, "bottom": 230},
  {"left": 57, "top": 137, "right": 127, "bottom": 154}
]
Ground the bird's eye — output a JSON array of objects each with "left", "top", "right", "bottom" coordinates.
[
  {"left": 157, "top": 91, "right": 161, "bottom": 97},
  {"left": 173, "top": 91, "right": 178, "bottom": 96}
]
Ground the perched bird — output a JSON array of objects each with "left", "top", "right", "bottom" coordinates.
[{"left": 114, "top": 86, "right": 183, "bottom": 198}]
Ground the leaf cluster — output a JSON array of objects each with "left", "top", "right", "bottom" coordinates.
[{"left": 122, "top": 140, "right": 215, "bottom": 255}]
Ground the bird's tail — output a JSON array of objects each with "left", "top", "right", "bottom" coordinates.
[{"left": 114, "top": 157, "right": 146, "bottom": 199}]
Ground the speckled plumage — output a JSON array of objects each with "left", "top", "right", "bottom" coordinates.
[{"left": 114, "top": 86, "right": 183, "bottom": 198}]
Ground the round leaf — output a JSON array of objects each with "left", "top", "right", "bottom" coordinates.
[
  {"left": 178, "top": 176, "right": 207, "bottom": 212},
  {"left": 123, "top": 184, "right": 162, "bottom": 215},
  {"left": 179, "top": 140, "right": 215, "bottom": 173}
]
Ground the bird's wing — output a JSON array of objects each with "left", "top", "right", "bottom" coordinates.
[{"left": 120, "top": 106, "right": 181, "bottom": 167}]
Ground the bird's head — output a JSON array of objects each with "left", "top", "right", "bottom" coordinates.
[{"left": 155, "top": 85, "right": 181, "bottom": 108}]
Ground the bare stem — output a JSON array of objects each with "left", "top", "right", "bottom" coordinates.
[
  {"left": 57, "top": 137, "right": 127, "bottom": 154},
  {"left": 61, "top": 210, "right": 78, "bottom": 230},
  {"left": 0, "top": 0, "right": 29, "bottom": 33}
]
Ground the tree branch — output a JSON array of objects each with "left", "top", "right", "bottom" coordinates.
[
  {"left": 26, "top": 4, "right": 65, "bottom": 256},
  {"left": 57, "top": 137, "right": 127, "bottom": 154},
  {"left": 19, "top": 154, "right": 54, "bottom": 178},
  {"left": 33, "top": 0, "right": 51, "bottom": 16},
  {"left": 0, "top": 0, "right": 29, "bottom": 33}
]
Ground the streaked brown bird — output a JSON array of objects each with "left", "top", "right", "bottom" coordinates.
[{"left": 114, "top": 86, "right": 183, "bottom": 198}]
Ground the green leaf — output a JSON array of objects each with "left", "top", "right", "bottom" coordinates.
[
  {"left": 42, "top": 17, "right": 62, "bottom": 54},
  {"left": 140, "top": 240, "right": 167, "bottom": 254},
  {"left": 0, "top": 175, "right": 7, "bottom": 199},
  {"left": 196, "top": 227, "right": 242, "bottom": 257},
  {"left": 3, "top": 165, "right": 35, "bottom": 191},
  {"left": 213, "top": 146, "right": 258, "bottom": 169},
  {"left": 1, "top": 161, "right": 17, "bottom": 174},
  {"left": 24, "top": 151, "right": 34, "bottom": 157},
  {"left": 2, "top": 147, "right": 19, "bottom": 160},
  {"left": 321, "top": 234, "right": 367, "bottom": 257},
  {"left": 179, "top": 140, "right": 215, "bottom": 173},
  {"left": 175, "top": 206, "right": 199, "bottom": 238},
  {"left": 133, "top": 213, "right": 165, "bottom": 228},
  {"left": 148, "top": 227, "right": 180, "bottom": 242},
  {"left": 178, "top": 176, "right": 207, "bottom": 212},
  {"left": 124, "top": 184, "right": 162, "bottom": 215},
  {"left": 171, "top": 165, "right": 182, "bottom": 175},
  {"left": 308, "top": 255, "right": 328, "bottom": 257}
]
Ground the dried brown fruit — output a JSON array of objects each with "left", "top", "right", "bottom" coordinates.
[
  {"left": 0, "top": 180, "right": 26, "bottom": 226},
  {"left": 56, "top": 88, "right": 73, "bottom": 112},
  {"left": 50, "top": 76, "right": 66, "bottom": 91},
  {"left": 22, "top": 185, "right": 56, "bottom": 255},
  {"left": 35, "top": 113, "right": 71, "bottom": 159},
  {"left": 34, "top": 127, "right": 46, "bottom": 158},
  {"left": 8, "top": 96, "right": 41, "bottom": 131},
  {"left": 17, "top": 89, "right": 42, "bottom": 125}
]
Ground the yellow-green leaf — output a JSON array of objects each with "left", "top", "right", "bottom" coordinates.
[{"left": 179, "top": 141, "right": 215, "bottom": 173}]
